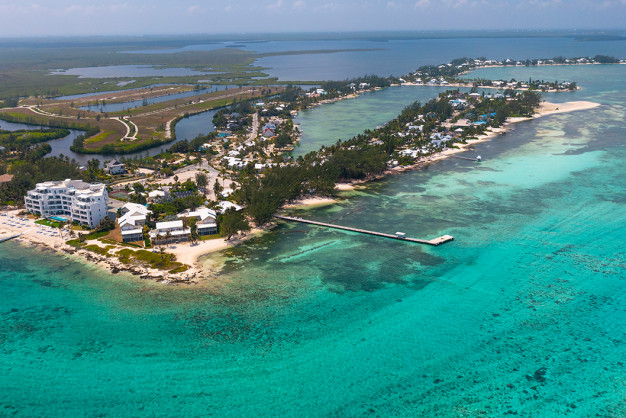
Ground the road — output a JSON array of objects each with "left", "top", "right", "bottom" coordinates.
[{"left": 248, "top": 111, "right": 259, "bottom": 142}]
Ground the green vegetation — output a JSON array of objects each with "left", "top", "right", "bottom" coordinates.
[
  {"left": 83, "top": 244, "right": 112, "bottom": 256},
  {"left": 0, "top": 128, "right": 69, "bottom": 150},
  {"left": 0, "top": 156, "right": 83, "bottom": 205},
  {"left": 99, "top": 238, "right": 142, "bottom": 248},
  {"left": 0, "top": 112, "right": 99, "bottom": 134},
  {"left": 35, "top": 219, "right": 62, "bottom": 228},
  {"left": 117, "top": 248, "right": 186, "bottom": 272},
  {"left": 0, "top": 42, "right": 263, "bottom": 100},
  {"left": 219, "top": 209, "right": 250, "bottom": 239}
]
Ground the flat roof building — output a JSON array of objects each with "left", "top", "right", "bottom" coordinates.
[{"left": 24, "top": 179, "right": 108, "bottom": 228}]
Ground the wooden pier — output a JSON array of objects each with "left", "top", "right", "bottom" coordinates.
[
  {"left": 274, "top": 216, "right": 453, "bottom": 246},
  {"left": 450, "top": 155, "right": 481, "bottom": 162}
]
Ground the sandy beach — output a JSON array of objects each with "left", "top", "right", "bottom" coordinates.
[
  {"left": 283, "top": 196, "right": 338, "bottom": 208},
  {"left": 0, "top": 210, "right": 69, "bottom": 247},
  {"left": 337, "top": 100, "right": 602, "bottom": 186},
  {"left": 534, "top": 100, "right": 600, "bottom": 117},
  {"left": 0, "top": 209, "right": 204, "bottom": 284}
]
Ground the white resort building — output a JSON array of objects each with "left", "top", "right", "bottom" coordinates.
[
  {"left": 24, "top": 179, "right": 108, "bottom": 228},
  {"left": 149, "top": 220, "right": 190, "bottom": 245},
  {"left": 118, "top": 203, "right": 151, "bottom": 242},
  {"left": 177, "top": 208, "right": 218, "bottom": 236}
]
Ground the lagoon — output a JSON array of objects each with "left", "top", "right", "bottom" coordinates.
[
  {"left": 293, "top": 85, "right": 457, "bottom": 156},
  {"left": 51, "top": 65, "right": 217, "bottom": 79},
  {"left": 0, "top": 109, "right": 216, "bottom": 164},
  {"left": 78, "top": 87, "right": 233, "bottom": 113}
]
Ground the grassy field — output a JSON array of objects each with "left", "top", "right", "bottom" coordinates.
[
  {"left": 0, "top": 85, "right": 281, "bottom": 154},
  {"left": 35, "top": 219, "right": 62, "bottom": 228},
  {"left": 117, "top": 248, "right": 188, "bottom": 273}
]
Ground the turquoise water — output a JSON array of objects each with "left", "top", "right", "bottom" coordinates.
[
  {"left": 1, "top": 65, "right": 625, "bottom": 415},
  {"left": 293, "top": 85, "right": 455, "bottom": 156}
]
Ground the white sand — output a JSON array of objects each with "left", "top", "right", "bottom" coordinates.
[
  {"left": 0, "top": 210, "right": 69, "bottom": 248},
  {"left": 166, "top": 239, "right": 231, "bottom": 266},
  {"left": 283, "top": 196, "right": 338, "bottom": 208},
  {"left": 534, "top": 101, "right": 601, "bottom": 117}
]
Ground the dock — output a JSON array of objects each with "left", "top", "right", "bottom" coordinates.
[
  {"left": 274, "top": 216, "right": 453, "bottom": 246},
  {"left": 450, "top": 155, "right": 481, "bottom": 162}
]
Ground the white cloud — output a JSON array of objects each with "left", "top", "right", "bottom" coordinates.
[
  {"left": 293, "top": 0, "right": 306, "bottom": 8},
  {"left": 267, "top": 0, "right": 283, "bottom": 10},
  {"left": 414, "top": 0, "right": 430, "bottom": 8}
]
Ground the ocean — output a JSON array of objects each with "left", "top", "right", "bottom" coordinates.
[{"left": 1, "top": 39, "right": 625, "bottom": 416}]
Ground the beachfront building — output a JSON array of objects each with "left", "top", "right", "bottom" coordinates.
[
  {"left": 177, "top": 207, "right": 218, "bottom": 236},
  {"left": 24, "top": 179, "right": 108, "bottom": 228},
  {"left": 118, "top": 203, "right": 151, "bottom": 242},
  {"left": 149, "top": 220, "right": 190, "bottom": 245}
]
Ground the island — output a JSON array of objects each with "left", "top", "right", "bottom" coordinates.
[{"left": 0, "top": 56, "right": 610, "bottom": 283}]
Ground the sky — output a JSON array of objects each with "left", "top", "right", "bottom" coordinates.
[{"left": 0, "top": 0, "right": 624, "bottom": 37}]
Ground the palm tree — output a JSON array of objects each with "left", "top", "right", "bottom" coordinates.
[{"left": 189, "top": 218, "right": 199, "bottom": 244}]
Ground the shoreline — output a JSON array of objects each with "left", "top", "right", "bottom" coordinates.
[
  {"left": 335, "top": 100, "right": 601, "bottom": 189},
  {"left": 0, "top": 101, "right": 600, "bottom": 284}
]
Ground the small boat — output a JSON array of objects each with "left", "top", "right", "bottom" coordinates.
[{"left": 476, "top": 155, "right": 482, "bottom": 162}]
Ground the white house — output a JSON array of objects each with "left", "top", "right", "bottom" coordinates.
[
  {"left": 105, "top": 160, "right": 126, "bottom": 175},
  {"left": 223, "top": 156, "right": 246, "bottom": 170},
  {"left": 430, "top": 133, "right": 454, "bottom": 148},
  {"left": 177, "top": 207, "right": 218, "bottom": 236},
  {"left": 149, "top": 220, "right": 190, "bottom": 244},
  {"left": 24, "top": 179, "right": 108, "bottom": 228},
  {"left": 148, "top": 189, "right": 170, "bottom": 202},
  {"left": 118, "top": 203, "right": 151, "bottom": 242},
  {"left": 217, "top": 201, "right": 243, "bottom": 213}
]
